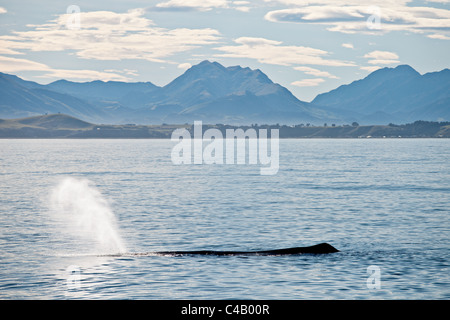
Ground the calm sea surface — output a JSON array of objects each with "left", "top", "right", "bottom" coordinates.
[{"left": 0, "top": 139, "right": 449, "bottom": 299}]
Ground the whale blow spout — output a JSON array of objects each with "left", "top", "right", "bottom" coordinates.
[{"left": 154, "top": 242, "right": 339, "bottom": 256}]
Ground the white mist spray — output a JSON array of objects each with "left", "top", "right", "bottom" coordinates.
[{"left": 50, "top": 177, "right": 127, "bottom": 255}]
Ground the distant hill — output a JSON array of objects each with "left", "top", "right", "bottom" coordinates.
[
  {"left": 0, "top": 114, "right": 92, "bottom": 138},
  {"left": 0, "top": 114, "right": 180, "bottom": 138},
  {"left": 312, "top": 65, "right": 450, "bottom": 124},
  {"left": 0, "top": 72, "right": 108, "bottom": 122},
  {"left": 1, "top": 114, "right": 449, "bottom": 138},
  {"left": 13, "top": 113, "right": 94, "bottom": 130},
  {"left": 1, "top": 62, "right": 449, "bottom": 125}
]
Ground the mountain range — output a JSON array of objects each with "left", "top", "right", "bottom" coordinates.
[
  {"left": 1, "top": 61, "right": 448, "bottom": 125},
  {"left": 312, "top": 65, "right": 450, "bottom": 124}
]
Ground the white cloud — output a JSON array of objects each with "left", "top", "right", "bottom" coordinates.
[
  {"left": 291, "top": 78, "right": 325, "bottom": 87},
  {"left": 360, "top": 65, "right": 382, "bottom": 72},
  {"left": 104, "top": 68, "right": 139, "bottom": 76},
  {"left": 427, "top": 33, "right": 450, "bottom": 40},
  {"left": 0, "top": 9, "right": 221, "bottom": 63},
  {"left": 43, "top": 69, "right": 132, "bottom": 82},
  {"left": 178, "top": 62, "right": 192, "bottom": 70},
  {"left": 264, "top": 2, "right": 450, "bottom": 39},
  {"left": 235, "top": 37, "right": 282, "bottom": 46},
  {"left": 156, "top": 0, "right": 229, "bottom": 11},
  {"left": 0, "top": 7, "right": 7, "bottom": 14},
  {"left": 154, "top": 0, "right": 253, "bottom": 12},
  {"left": 215, "top": 36, "right": 355, "bottom": 67},
  {"left": 0, "top": 39, "right": 23, "bottom": 55},
  {"left": 232, "top": 0, "right": 251, "bottom": 11},
  {"left": 294, "top": 66, "right": 339, "bottom": 78},
  {"left": 342, "top": 43, "right": 354, "bottom": 49},
  {"left": 0, "top": 55, "right": 131, "bottom": 81},
  {"left": 364, "top": 50, "right": 399, "bottom": 65},
  {"left": 0, "top": 55, "right": 48, "bottom": 72},
  {"left": 154, "top": 0, "right": 254, "bottom": 12},
  {"left": 263, "top": 0, "right": 412, "bottom": 5},
  {"left": 235, "top": 6, "right": 251, "bottom": 12}
]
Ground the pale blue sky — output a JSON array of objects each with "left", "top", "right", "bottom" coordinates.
[{"left": 0, "top": 0, "right": 449, "bottom": 101}]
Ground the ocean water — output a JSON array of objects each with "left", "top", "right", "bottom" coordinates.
[{"left": 0, "top": 138, "right": 449, "bottom": 299}]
